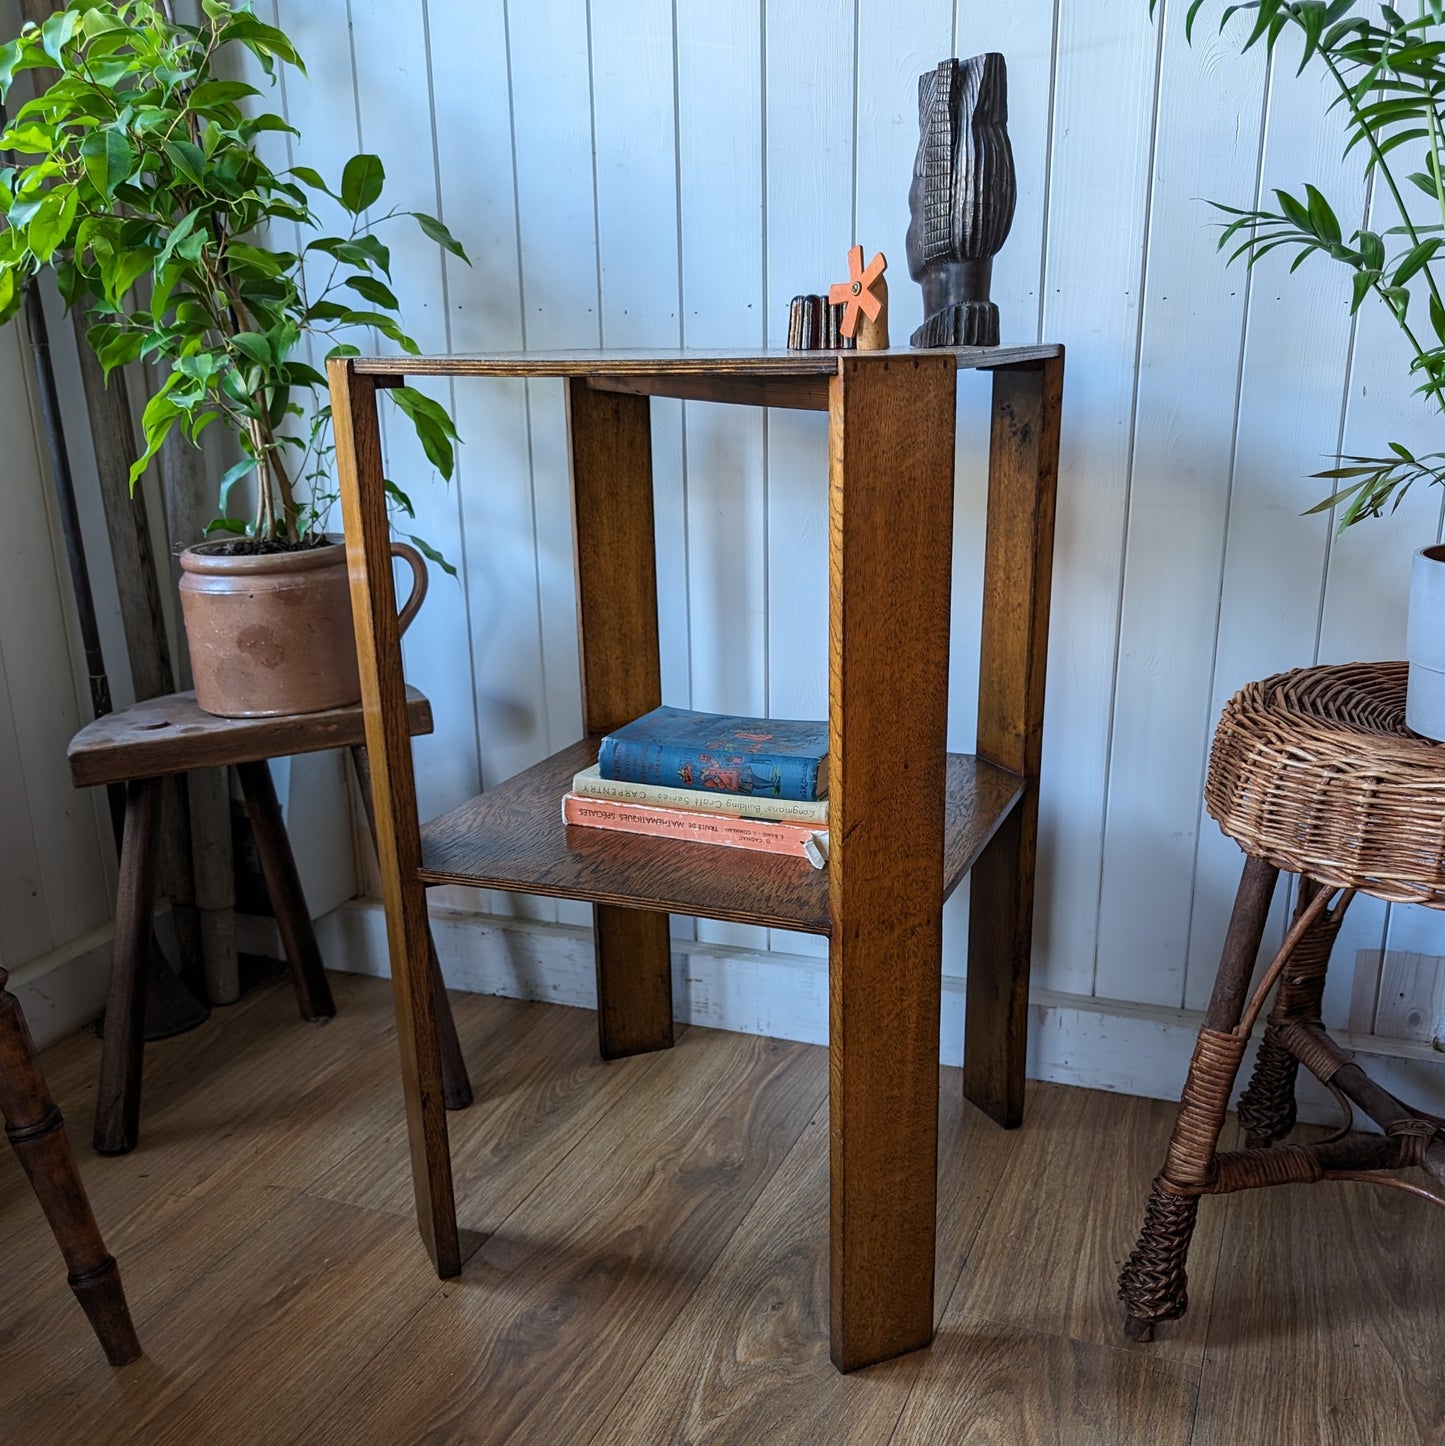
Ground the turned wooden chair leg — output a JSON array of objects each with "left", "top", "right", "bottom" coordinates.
[
  {"left": 1119, "top": 854, "right": 1279, "bottom": 1341},
  {"left": 1, "top": 969, "right": 141, "bottom": 1364},
  {"left": 349, "top": 746, "right": 471, "bottom": 1111},
  {"left": 236, "top": 760, "right": 337, "bottom": 1022},
  {"left": 1235, "top": 878, "right": 1343, "bottom": 1150},
  {"left": 94, "top": 777, "right": 164, "bottom": 1156}
]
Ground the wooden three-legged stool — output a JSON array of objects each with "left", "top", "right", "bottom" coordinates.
[
  {"left": 67, "top": 687, "right": 471, "bottom": 1155},
  {"left": 1120, "top": 662, "right": 1445, "bottom": 1341}
]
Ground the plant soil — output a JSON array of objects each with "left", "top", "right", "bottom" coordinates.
[{"left": 201, "top": 536, "right": 336, "bottom": 557}]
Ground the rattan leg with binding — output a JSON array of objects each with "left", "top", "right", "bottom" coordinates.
[
  {"left": 1118, "top": 854, "right": 1277, "bottom": 1341},
  {"left": 1235, "top": 876, "right": 1343, "bottom": 1150}
]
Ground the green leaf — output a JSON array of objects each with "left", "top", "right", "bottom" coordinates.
[
  {"left": 27, "top": 186, "right": 79, "bottom": 262},
  {"left": 79, "top": 128, "right": 134, "bottom": 198},
  {"left": 1432, "top": 291, "right": 1445, "bottom": 346},
  {"left": 1382, "top": 284, "right": 1411, "bottom": 320},
  {"left": 231, "top": 331, "right": 272, "bottom": 366},
  {"left": 164, "top": 139, "right": 208, "bottom": 190},
  {"left": 155, "top": 208, "right": 204, "bottom": 277},
  {"left": 343, "top": 274, "right": 399, "bottom": 309},
  {"left": 94, "top": 326, "right": 144, "bottom": 378},
  {"left": 339, "top": 153, "right": 384, "bottom": 215},
  {"left": 283, "top": 361, "right": 327, "bottom": 388},
  {"left": 404, "top": 532, "right": 456, "bottom": 579},
  {"left": 221, "top": 14, "right": 305, "bottom": 74},
  {"left": 1297, "top": 0, "right": 1327, "bottom": 72},
  {"left": 1350, "top": 269, "right": 1375, "bottom": 313},
  {"left": 289, "top": 165, "right": 334, "bottom": 196},
  {"left": 410, "top": 211, "right": 468, "bottom": 262},
  {"left": 40, "top": 8, "right": 83, "bottom": 64},
  {"left": 1303, "top": 184, "right": 1341, "bottom": 244},
  {"left": 389, "top": 385, "right": 459, "bottom": 477},
  {"left": 347, "top": 233, "right": 391, "bottom": 276},
  {"left": 0, "top": 40, "right": 24, "bottom": 93},
  {"left": 188, "top": 80, "right": 261, "bottom": 111},
  {"left": 384, "top": 479, "right": 416, "bottom": 518},
  {"left": 216, "top": 455, "right": 258, "bottom": 513},
  {"left": 7, "top": 192, "right": 43, "bottom": 228},
  {"left": 1393, "top": 238, "right": 1441, "bottom": 288},
  {"left": 1275, "top": 188, "right": 1311, "bottom": 231}
]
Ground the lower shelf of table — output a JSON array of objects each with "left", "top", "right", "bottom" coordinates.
[{"left": 417, "top": 738, "right": 1024, "bottom": 936}]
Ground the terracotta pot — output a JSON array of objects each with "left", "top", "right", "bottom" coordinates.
[{"left": 178, "top": 535, "right": 426, "bottom": 718}]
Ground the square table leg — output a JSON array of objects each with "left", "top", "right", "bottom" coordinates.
[
  {"left": 566, "top": 380, "right": 674, "bottom": 1058},
  {"left": 332, "top": 359, "right": 460, "bottom": 1277},
  {"left": 964, "top": 356, "right": 1063, "bottom": 1128},
  {"left": 826, "top": 355, "right": 957, "bottom": 1371}
]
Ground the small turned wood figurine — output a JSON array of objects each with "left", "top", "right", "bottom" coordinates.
[
  {"left": 907, "top": 54, "right": 1016, "bottom": 348},
  {"left": 828, "top": 246, "right": 889, "bottom": 350}
]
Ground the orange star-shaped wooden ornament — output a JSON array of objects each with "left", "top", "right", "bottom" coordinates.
[{"left": 828, "top": 245, "right": 888, "bottom": 347}]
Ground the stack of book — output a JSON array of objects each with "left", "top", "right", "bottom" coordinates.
[{"left": 561, "top": 706, "right": 830, "bottom": 868}]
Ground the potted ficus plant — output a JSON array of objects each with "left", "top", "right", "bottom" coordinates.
[
  {"left": 1157, "top": 1, "right": 1445, "bottom": 735},
  {"left": 0, "top": 0, "right": 466, "bottom": 716}
]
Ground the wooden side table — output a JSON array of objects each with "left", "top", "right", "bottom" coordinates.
[
  {"left": 330, "top": 344, "right": 1064, "bottom": 1371},
  {"left": 68, "top": 688, "right": 471, "bottom": 1155}
]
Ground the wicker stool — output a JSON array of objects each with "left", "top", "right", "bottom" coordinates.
[{"left": 1119, "top": 661, "right": 1445, "bottom": 1342}]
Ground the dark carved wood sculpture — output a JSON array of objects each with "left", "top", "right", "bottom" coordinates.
[{"left": 907, "top": 54, "right": 1016, "bottom": 348}]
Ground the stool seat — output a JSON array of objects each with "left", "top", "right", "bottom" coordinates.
[
  {"left": 1118, "top": 660, "right": 1445, "bottom": 1345},
  {"left": 69, "top": 687, "right": 434, "bottom": 788},
  {"left": 1205, "top": 661, "right": 1445, "bottom": 905}
]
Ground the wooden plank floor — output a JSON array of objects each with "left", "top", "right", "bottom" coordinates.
[{"left": 2, "top": 969, "right": 1442, "bottom": 1444}]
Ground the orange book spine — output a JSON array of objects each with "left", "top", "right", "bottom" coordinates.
[{"left": 561, "top": 793, "right": 828, "bottom": 867}]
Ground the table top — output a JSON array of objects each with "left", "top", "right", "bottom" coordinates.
[{"left": 350, "top": 344, "right": 1063, "bottom": 380}]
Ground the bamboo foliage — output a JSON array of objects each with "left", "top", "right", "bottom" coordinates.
[{"left": 1156, "top": 0, "right": 1445, "bottom": 528}]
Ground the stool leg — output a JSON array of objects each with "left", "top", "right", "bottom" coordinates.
[
  {"left": 236, "top": 760, "right": 336, "bottom": 1023},
  {"left": 1119, "top": 854, "right": 1278, "bottom": 1341},
  {"left": 1236, "top": 878, "right": 1342, "bottom": 1150},
  {"left": 95, "top": 777, "right": 163, "bottom": 1155},
  {"left": 2, "top": 970, "right": 141, "bottom": 1364},
  {"left": 350, "top": 747, "right": 472, "bottom": 1111}
]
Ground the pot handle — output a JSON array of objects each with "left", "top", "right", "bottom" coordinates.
[{"left": 390, "top": 541, "right": 429, "bottom": 637}]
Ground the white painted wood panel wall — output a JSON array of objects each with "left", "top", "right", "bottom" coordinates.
[
  {"left": 9, "top": 0, "right": 1445, "bottom": 1075},
  {"left": 0, "top": 0, "right": 119, "bottom": 1041}
]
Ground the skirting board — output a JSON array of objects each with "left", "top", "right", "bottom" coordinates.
[
  {"left": 7, "top": 923, "right": 113, "bottom": 1050},
  {"left": 317, "top": 898, "right": 1445, "bottom": 1125}
]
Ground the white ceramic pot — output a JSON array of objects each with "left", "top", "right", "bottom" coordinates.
[{"left": 1406, "top": 542, "right": 1445, "bottom": 739}]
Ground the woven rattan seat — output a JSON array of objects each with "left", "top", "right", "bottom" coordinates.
[
  {"left": 1119, "top": 661, "right": 1445, "bottom": 1344},
  {"left": 1205, "top": 661, "right": 1445, "bottom": 905}
]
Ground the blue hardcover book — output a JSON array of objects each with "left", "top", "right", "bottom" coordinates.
[{"left": 597, "top": 706, "right": 829, "bottom": 801}]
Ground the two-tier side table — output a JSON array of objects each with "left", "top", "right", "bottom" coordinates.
[{"left": 329, "top": 345, "right": 1063, "bottom": 1371}]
